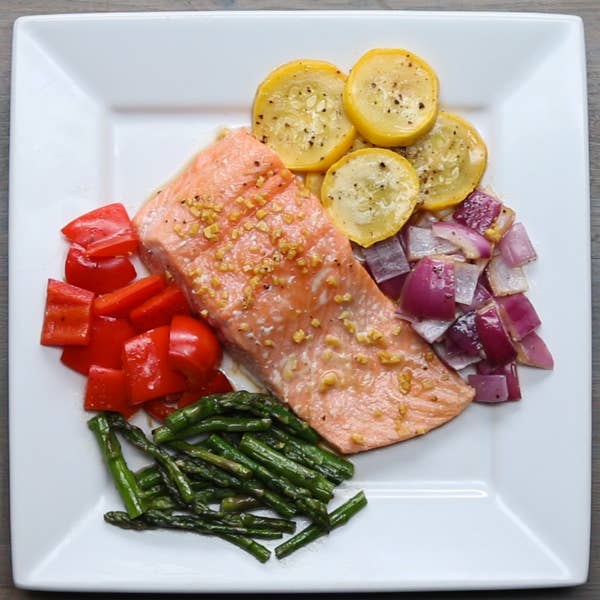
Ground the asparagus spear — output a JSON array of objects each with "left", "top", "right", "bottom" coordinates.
[
  {"left": 256, "top": 428, "right": 353, "bottom": 483},
  {"left": 221, "top": 495, "right": 261, "bottom": 513},
  {"left": 174, "top": 455, "right": 297, "bottom": 519},
  {"left": 105, "top": 413, "right": 194, "bottom": 504},
  {"left": 275, "top": 491, "right": 368, "bottom": 559},
  {"left": 157, "top": 392, "right": 319, "bottom": 444},
  {"left": 206, "top": 435, "right": 330, "bottom": 529},
  {"left": 239, "top": 434, "right": 336, "bottom": 501},
  {"left": 142, "top": 510, "right": 282, "bottom": 539},
  {"left": 104, "top": 511, "right": 271, "bottom": 563},
  {"left": 135, "top": 464, "right": 163, "bottom": 490},
  {"left": 88, "top": 414, "right": 146, "bottom": 518},
  {"left": 155, "top": 416, "right": 272, "bottom": 443},
  {"left": 168, "top": 440, "right": 254, "bottom": 479}
]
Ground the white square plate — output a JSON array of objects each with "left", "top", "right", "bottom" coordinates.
[{"left": 9, "top": 11, "right": 590, "bottom": 592}]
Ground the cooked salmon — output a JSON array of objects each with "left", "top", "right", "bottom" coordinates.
[{"left": 134, "top": 128, "right": 474, "bottom": 453}]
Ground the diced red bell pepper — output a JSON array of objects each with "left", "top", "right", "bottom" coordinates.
[
  {"left": 143, "top": 395, "right": 180, "bottom": 422},
  {"left": 144, "top": 372, "right": 233, "bottom": 422},
  {"left": 94, "top": 274, "right": 165, "bottom": 317},
  {"left": 61, "top": 203, "right": 138, "bottom": 257},
  {"left": 84, "top": 365, "right": 137, "bottom": 418},
  {"left": 40, "top": 279, "right": 95, "bottom": 346},
  {"left": 168, "top": 315, "right": 222, "bottom": 386},
  {"left": 122, "top": 325, "right": 188, "bottom": 404},
  {"left": 65, "top": 243, "right": 137, "bottom": 294},
  {"left": 61, "top": 315, "right": 136, "bottom": 375},
  {"left": 129, "top": 285, "right": 191, "bottom": 331},
  {"left": 178, "top": 370, "right": 234, "bottom": 408}
]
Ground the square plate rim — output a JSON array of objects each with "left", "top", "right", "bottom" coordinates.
[{"left": 8, "top": 9, "right": 591, "bottom": 592}]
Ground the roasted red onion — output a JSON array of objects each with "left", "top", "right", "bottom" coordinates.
[
  {"left": 516, "top": 331, "right": 554, "bottom": 370},
  {"left": 477, "top": 360, "right": 522, "bottom": 400},
  {"left": 466, "top": 282, "right": 493, "bottom": 311},
  {"left": 434, "top": 340, "right": 481, "bottom": 371},
  {"left": 447, "top": 311, "right": 483, "bottom": 356},
  {"left": 475, "top": 303, "right": 517, "bottom": 365},
  {"left": 499, "top": 222, "right": 537, "bottom": 267},
  {"left": 406, "top": 226, "right": 458, "bottom": 261},
  {"left": 454, "top": 261, "right": 484, "bottom": 305},
  {"left": 486, "top": 254, "right": 529, "bottom": 296},
  {"left": 431, "top": 222, "right": 492, "bottom": 259},
  {"left": 496, "top": 293, "right": 541, "bottom": 341},
  {"left": 485, "top": 205, "right": 515, "bottom": 242},
  {"left": 452, "top": 189, "right": 502, "bottom": 234},
  {"left": 363, "top": 235, "right": 410, "bottom": 300},
  {"left": 399, "top": 257, "right": 455, "bottom": 320},
  {"left": 468, "top": 374, "right": 509, "bottom": 403}
]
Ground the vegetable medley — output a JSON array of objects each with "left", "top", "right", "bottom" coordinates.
[{"left": 39, "top": 46, "right": 553, "bottom": 562}]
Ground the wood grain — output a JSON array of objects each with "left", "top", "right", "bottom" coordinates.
[{"left": 0, "top": 1, "right": 597, "bottom": 598}]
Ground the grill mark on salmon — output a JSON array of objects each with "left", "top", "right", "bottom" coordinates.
[{"left": 134, "top": 128, "right": 474, "bottom": 453}]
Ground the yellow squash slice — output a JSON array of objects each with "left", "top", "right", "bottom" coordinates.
[
  {"left": 400, "top": 111, "right": 487, "bottom": 211},
  {"left": 321, "top": 148, "right": 419, "bottom": 247},
  {"left": 343, "top": 48, "right": 439, "bottom": 147},
  {"left": 252, "top": 59, "right": 355, "bottom": 171}
]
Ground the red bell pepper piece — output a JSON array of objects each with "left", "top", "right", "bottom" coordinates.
[
  {"left": 122, "top": 325, "right": 188, "bottom": 404},
  {"left": 168, "top": 315, "right": 222, "bottom": 386},
  {"left": 65, "top": 243, "right": 137, "bottom": 294},
  {"left": 61, "top": 203, "right": 138, "bottom": 257},
  {"left": 143, "top": 396, "right": 180, "bottom": 422},
  {"left": 61, "top": 315, "right": 136, "bottom": 375},
  {"left": 40, "top": 279, "right": 94, "bottom": 346},
  {"left": 129, "top": 285, "right": 190, "bottom": 331},
  {"left": 84, "top": 365, "right": 137, "bottom": 418},
  {"left": 178, "top": 370, "right": 234, "bottom": 409},
  {"left": 94, "top": 274, "right": 164, "bottom": 317}
]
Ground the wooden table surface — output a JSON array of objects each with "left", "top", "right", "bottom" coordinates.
[{"left": 1, "top": 1, "right": 597, "bottom": 598}]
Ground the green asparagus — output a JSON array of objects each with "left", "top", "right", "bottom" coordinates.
[
  {"left": 104, "top": 510, "right": 271, "bottom": 563},
  {"left": 239, "top": 434, "right": 336, "bottom": 501},
  {"left": 105, "top": 413, "right": 195, "bottom": 504},
  {"left": 275, "top": 491, "right": 368, "bottom": 559},
  {"left": 157, "top": 391, "right": 319, "bottom": 444},
  {"left": 173, "top": 455, "right": 297, "bottom": 519},
  {"left": 256, "top": 428, "right": 353, "bottom": 483},
  {"left": 168, "top": 440, "right": 254, "bottom": 479},
  {"left": 220, "top": 495, "right": 261, "bottom": 513},
  {"left": 206, "top": 435, "right": 330, "bottom": 529},
  {"left": 142, "top": 510, "right": 282, "bottom": 539},
  {"left": 88, "top": 414, "right": 146, "bottom": 518},
  {"left": 155, "top": 416, "right": 272, "bottom": 443}
]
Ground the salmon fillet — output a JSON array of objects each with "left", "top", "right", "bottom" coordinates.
[{"left": 134, "top": 129, "right": 474, "bottom": 453}]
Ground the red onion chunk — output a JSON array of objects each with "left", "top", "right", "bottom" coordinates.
[
  {"left": 516, "top": 331, "right": 554, "bottom": 370},
  {"left": 468, "top": 374, "right": 509, "bottom": 403},
  {"left": 406, "top": 226, "right": 459, "bottom": 261},
  {"left": 378, "top": 273, "right": 408, "bottom": 300},
  {"left": 434, "top": 340, "right": 482, "bottom": 371},
  {"left": 486, "top": 254, "right": 528, "bottom": 296},
  {"left": 431, "top": 222, "right": 492, "bottom": 259},
  {"left": 454, "top": 261, "right": 484, "bottom": 305},
  {"left": 447, "top": 311, "right": 483, "bottom": 356},
  {"left": 475, "top": 303, "right": 517, "bottom": 365},
  {"left": 363, "top": 235, "right": 410, "bottom": 283},
  {"left": 453, "top": 189, "right": 502, "bottom": 234},
  {"left": 496, "top": 293, "right": 541, "bottom": 341},
  {"left": 477, "top": 360, "right": 522, "bottom": 400},
  {"left": 467, "top": 282, "right": 493, "bottom": 311},
  {"left": 499, "top": 222, "right": 537, "bottom": 267},
  {"left": 485, "top": 205, "right": 516, "bottom": 242},
  {"left": 411, "top": 317, "right": 455, "bottom": 344},
  {"left": 400, "top": 257, "right": 455, "bottom": 320}
]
